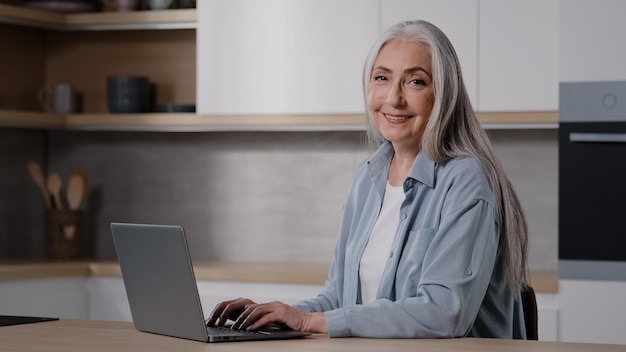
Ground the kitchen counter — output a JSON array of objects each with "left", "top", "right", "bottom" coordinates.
[
  {"left": 3, "top": 319, "right": 625, "bottom": 352},
  {"left": 0, "top": 261, "right": 558, "bottom": 292}
]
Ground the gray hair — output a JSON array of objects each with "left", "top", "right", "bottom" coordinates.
[{"left": 363, "top": 20, "right": 528, "bottom": 293}]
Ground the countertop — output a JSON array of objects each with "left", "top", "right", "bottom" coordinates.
[
  {"left": 3, "top": 319, "right": 625, "bottom": 351},
  {"left": 0, "top": 261, "right": 558, "bottom": 292}
]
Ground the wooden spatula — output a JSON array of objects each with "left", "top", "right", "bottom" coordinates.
[
  {"left": 63, "top": 172, "right": 87, "bottom": 240},
  {"left": 26, "top": 161, "right": 51, "bottom": 208},
  {"left": 47, "top": 173, "right": 63, "bottom": 210}
]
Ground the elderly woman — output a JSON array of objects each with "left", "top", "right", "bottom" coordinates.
[{"left": 207, "top": 19, "right": 529, "bottom": 339}]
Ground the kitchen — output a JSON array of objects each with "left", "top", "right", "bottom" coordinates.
[{"left": 0, "top": 0, "right": 624, "bottom": 347}]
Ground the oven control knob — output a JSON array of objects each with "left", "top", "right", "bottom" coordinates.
[{"left": 602, "top": 93, "right": 617, "bottom": 108}]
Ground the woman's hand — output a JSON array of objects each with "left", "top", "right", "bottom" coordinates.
[
  {"left": 232, "top": 301, "right": 327, "bottom": 333},
  {"left": 206, "top": 298, "right": 327, "bottom": 334},
  {"left": 206, "top": 297, "right": 256, "bottom": 327}
]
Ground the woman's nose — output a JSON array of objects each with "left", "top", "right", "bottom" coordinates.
[{"left": 386, "top": 83, "right": 405, "bottom": 107}]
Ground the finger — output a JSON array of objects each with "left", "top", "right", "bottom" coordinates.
[
  {"left": 239, "top": 303, "right": 284, "bottom": 331},
  {"left": 246, "top": 311, "right": 277, "bottom": 331},
  {"left": 231, "top": 304, "right": 255, "bottom": 330},
  {"left": 206, "top": 300, "right": 234, "bottom": 326},
  {"left": 245, "top": 303, "right": 300, "bottom": 332},
  {"left": 207, "top": 298, "right": 251, "bottom": 327},
  {"left": 238, "top": 305, "right": 267, "bottom": 330},
  {"left": 218, "top": 299, "right": 252, "bottom": 327}
]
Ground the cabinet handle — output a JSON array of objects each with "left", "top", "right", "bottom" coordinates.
[{"left": 569, "top": 132, "right": 626, "bottom": 143}]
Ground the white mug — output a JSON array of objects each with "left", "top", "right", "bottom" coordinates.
[{"left": 39, "top": 83, "right": 76, "bottom": 114}]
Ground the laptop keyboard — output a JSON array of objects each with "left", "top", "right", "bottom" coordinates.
[{"left": 207, "top": 325, "right": 263, "bottom": 336}]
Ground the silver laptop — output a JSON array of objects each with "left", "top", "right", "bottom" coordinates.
[{"left": 110, "top": 222, "right": 311, "bottom": 343}]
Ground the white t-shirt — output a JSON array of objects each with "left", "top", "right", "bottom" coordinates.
[{"left": 358, "top": 181, "right": 405, "bottom": 304}]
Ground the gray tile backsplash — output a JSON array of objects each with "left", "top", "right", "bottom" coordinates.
[
  {"left": 2, "top": 128, "right": 557, "bottom": 270},
  {"left": 0, "top": 128, "right": 47, "bottom": 258}
]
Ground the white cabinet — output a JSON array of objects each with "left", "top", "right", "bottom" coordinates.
[
  {"left": 86, "top": 277, "right": 324, "bottom": 322},
  {"left": 197, "top": 0, "right": 379, "bottom": 115},
  {"left": 0, "top": 278, "right": 88, "bottom": 319},
  {"left": 381, "top": 0, "right": 479, "bottom": 109},
  {"left": 560, "top": 0, "right": 626, "bottom": 82},
  {"left": 198, "top": 0, "right": 560, "bottom": 115},
  {"left": 86, "top": 277, "right": 132, "bottom": 321},
  {"left": 558, "top": 280, "right": 626, "bottom": 344},
  {"left": 478, "top": 0, "right": 559, "bottom": 111},
  {"left": 536, "top": 293, "right": 558, "bottom": 341}
]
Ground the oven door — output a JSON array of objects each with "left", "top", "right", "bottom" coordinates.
[
  {"left": 559, "top": 121, "right": 626, "bottom": 278},
  {"left": 559, "top": 122, "right": 626, "bottom": 261},
  {"left": 559, "top": 81, "right": 626, "bottom": 280}
]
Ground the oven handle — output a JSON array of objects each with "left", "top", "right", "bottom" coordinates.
[{"left": 570, "top": 132, "right": 626, "bottom": 143}]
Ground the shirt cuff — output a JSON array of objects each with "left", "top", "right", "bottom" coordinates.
[{"left": 324, "top": 308, "right": 351, "bottom": 337}]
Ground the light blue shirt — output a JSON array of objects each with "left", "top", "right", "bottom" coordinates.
[{"left": 294, "top": 141, "right": 526, "bottom": 338}]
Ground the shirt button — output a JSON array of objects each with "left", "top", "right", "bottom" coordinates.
[
  {"left": 389, "top": 251, "right": 393, "bottom": 258},
  {"left": 465, "top": 268, "right": 473, "bottom": 276},
  {"left": 404, "top": 179, "right": 413, "bottom": 187},
  {"left": 402, "top": 214, "right": 407, "bottom": 220}
]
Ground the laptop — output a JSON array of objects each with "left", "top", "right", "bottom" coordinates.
[{"left": 110, "top": 222, "right": 311, "bottom": 343}]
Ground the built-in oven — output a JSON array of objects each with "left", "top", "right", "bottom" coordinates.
[{"left": 559, "top": 81, "right": 626, "bottom": 280}]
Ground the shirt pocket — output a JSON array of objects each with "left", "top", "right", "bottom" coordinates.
[
  {"left": 396, "top": 228, "right": 436, "bottom": 290},
  {"left": 403, "top": 228, "right": 435, "bottom": 261}
]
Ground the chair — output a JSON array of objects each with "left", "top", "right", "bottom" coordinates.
[{"left": 521, "top": 285, "right": 538, "bottom": 340}]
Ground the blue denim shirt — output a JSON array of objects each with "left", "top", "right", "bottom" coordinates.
[{"left": 294, "top": 141, "right": 526, "bottom": 338}]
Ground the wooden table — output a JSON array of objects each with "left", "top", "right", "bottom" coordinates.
[{"left": 1, "top": 319, "right": 625, "bottom": 352}]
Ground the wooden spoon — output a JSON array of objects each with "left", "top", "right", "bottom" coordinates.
[
  {"left": 47, "top": 173, "right": 63, "bottom": 210},
  {"left": 64, "top": 172, "right": 87, "bottom": 240},
  {"left": 26, "top": 161, "right": 51, "bottom": 208},
  {"left": 67, "top": 172, "right": 86, "bottom": 210}
]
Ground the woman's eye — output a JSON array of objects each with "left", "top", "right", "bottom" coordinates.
[
  {"left": 409, "top": 79, "right": 426, "bottom": 86},
  {"left": 374, "top": 75, "right": 387, "bottom": 81}
]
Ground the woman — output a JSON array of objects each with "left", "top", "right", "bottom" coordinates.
[{"left": 207, "top": 19, "right": 529, "bottom": 339}]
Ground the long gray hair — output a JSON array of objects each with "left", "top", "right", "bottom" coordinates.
[{"left": 363, "top": 20, "right": 528, "bottom": 293}]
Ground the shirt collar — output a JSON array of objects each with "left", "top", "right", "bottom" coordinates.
[{"left": 367, "top": 141, "right": 436, "bottom": 189}]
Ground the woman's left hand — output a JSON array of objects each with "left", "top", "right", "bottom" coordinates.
[{"left": 230, "top": 301, "right": 327, "bottom": 334}]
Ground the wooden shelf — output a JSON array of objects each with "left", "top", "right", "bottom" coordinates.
[
  {"left": 0, "top": 109, "right": 64, "bottom": 128},
  {"left": 0, "top": 109, "right": 558, "bottom": 132},
  {"left": 63, "top": 113, "right": 367, "bottom": 132},
  {"left": 0, "top": 4, "right": 196, "bottom": 30},
  {"left": 478, "top": 111, "right": 559, "bottom": 130}
]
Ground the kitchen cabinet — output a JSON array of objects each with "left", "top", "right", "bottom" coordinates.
[
  {"left": 197, "top": 0, "right": 380, "bottom": 115},
  {"left": 0, "top": 4, "right": 197, "bottom": 127},
  {"left": 381, "top": 0, "right": 479, "bottom": 109},
  {"left": 478, "top": 0, "right": 559, "bottom": 111},
  {"left": 558, "top": 279, "right": 626, "bottom": 344},
  {"left": 382, "top": 0, "right": 559, "bottom": 113},
  {"left": 0, "top": 2, "right": 557, "bottom": 131},
  {"left": 0, "top": 274, "right": 559, "bottom": 341},
  {"left": 0, "top": 277, "right": 88, "bottom": 319},
  {"left": 560, "top": 0, "right": 626, "bottom": 82},
  {"left": 87, "top": 277, "right": 324, "bottom": 322}
]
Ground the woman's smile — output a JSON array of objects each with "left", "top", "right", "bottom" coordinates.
[{"left": 382, "top": 112, "right": 413, "bottom": 122}]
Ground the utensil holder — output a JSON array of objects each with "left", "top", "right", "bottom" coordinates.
[{"left": 46, "top": 210, "right": 83, "bottom": 260}]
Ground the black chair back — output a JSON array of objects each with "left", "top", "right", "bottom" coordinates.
[{"left": 521, "top": 285, "right": 538, "bottom": 340}]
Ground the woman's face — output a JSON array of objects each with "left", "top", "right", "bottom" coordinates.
[{"left": 367, "top": 39, "right": 435, "bottom": 151}]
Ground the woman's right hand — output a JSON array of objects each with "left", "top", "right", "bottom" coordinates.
[{"left": 205, "top": 298, "right": 256, "bottom": 327}]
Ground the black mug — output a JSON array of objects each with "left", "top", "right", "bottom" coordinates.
[{"left": 107, "top": 75, "right": 150, "bottom": 113}]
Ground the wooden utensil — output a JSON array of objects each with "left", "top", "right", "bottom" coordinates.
[
  {"left": 47, "top": 173, "right": 63, "bottom": 210},
  {"left": 66, "top": 172, "right": 86, "bottom": 210},
  {"left": 27, "top": 161, "right": 52, "bottom": 208},
  {"left": 63, "top": 172, "right": 87, "bottom": 240}
]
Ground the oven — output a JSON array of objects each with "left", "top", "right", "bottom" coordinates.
[{"left": 559, "top": 81, "right": 626, "bottom": 280}]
